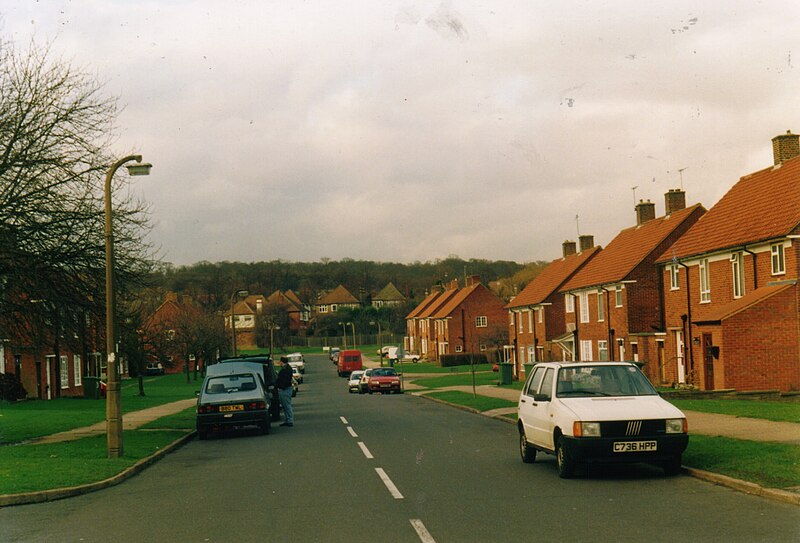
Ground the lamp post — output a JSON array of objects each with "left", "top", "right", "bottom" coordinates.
[
  {"left": 370, "top": 321, "right": 382, "bottom": 366},
  {"left": 348, "top": 322, "right": 356, "bottom": 350},
  {"left": 105, "top": 154, "right": 152, "bottom": 458},
  {"left": 230, "top": 289, "right": 249, "bottom": 357},
  {"left": 338, "top": 321, "right": 347, "bottom": 349}
]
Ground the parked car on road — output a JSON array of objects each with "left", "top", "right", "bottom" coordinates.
[
  {"left": 284, "top": 352, "right": 305, "bottom": 373},
  {"left": 366, "top": 367, "right": 402, "bottom": 394},
  {"left": 196, "top": 361, "right": 271, "bottom": 440},
  {"left": 292, "top": 366, "right": 303, "bottom": 385},
  {"left": 145, "top": 362, "right": 164, "bottom": 376},
  {"left": 348, "top": 370, "right": 364, "bottom": 393},
  {"left": 329, "top": 347, "right": 340, "bottom": 363},
  {"left": 385, "top": 346, "right": 419, "bottom": 363},
  {"left": 358, "top": 368, "right": 374, "bottom": 394},
  {"left": 517, "top": 361, "right": 688, "bottom": 478},
  {"left": 337, "top": 349, "right": 363, "bottom": 377}
]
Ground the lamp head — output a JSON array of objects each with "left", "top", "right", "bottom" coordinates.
[{"left": 126, "top": 162, "right": 152, "bottom": 176}]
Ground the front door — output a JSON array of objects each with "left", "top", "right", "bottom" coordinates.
[{"left": 703, "top": 334, "right": 715, "bottom": 390}]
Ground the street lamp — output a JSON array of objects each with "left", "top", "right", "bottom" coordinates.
[
  {"left": 230, "top": 289, "right": 249, "bottom": 357},
  {"left": 348, "top": 322, "right": 356, "bottom": 350},
  {"left": 370, "top": 321, "right": 382, "bottom": 366},
  {"left": 338, "top": 321, "right": 347, "bottom": 350},
  {"left": 105, "top": 154, "right": 152, "bottom": 458}
]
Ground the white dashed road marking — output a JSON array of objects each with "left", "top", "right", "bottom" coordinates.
[
  {"left": 347, "top": 426, "right": 358, "bottom": 438},
  {"left": 357, "top": 441, "right": 374, "bottom": 459},
  {"left": 375, "top": 468, "right": 404, "bottom": 499},
  {"left": 410, "top": 519, "right": 437, "bottom": 543},
  {"left": 339, "top": 416, "right": 348, "bottom": 424}
]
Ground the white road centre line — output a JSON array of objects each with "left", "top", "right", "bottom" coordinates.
[
  {"left": 339, "top": 416, "right": 348, "bottom": 424},
  {"left": 409, "top": 519, "right": 437, "bottom": 543},
  {"left": 347, "top": 426, "right": 358, "bottom": 438},
  {"left": 357, "top": 441, "right": 374, "bottom": 459},
  {"left": 375, "top": 468, "right": 404, "bottom": 499}
]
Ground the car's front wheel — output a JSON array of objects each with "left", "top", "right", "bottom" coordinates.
[
  {"left": 556, "top": 436, "right": 577, "bottom": 478},
  {"left": 519, "top": 429, "right": 537, "bottom": 463}
]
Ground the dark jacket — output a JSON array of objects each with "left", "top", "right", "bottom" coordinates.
[{"left": 276, "top": 363, "right": 293, "bottom": 390}]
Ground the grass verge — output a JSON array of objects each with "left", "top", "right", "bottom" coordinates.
[
  {"left": 0, "top": 430, "right": 189, "bottom": 495},
  {"left": 139, "top": 407, "right": 196, "bottom": 430},
  {"left": 410, "top": 371, "right": 504, "bottom": 389},
  {"left": 683, "top": 435, "right": 800, "bottom": 489},
  {"left": 668, "top": 399, "right": 800, "bottom": 423},
  {"left": 425, "top": 390, "right": 517, "bottom": 412},
  {"left": 399, "top": 362, "right": 494, "bottom": 374}
]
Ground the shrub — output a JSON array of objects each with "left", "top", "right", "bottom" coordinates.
[
  {"left": 0, "top": 373, "right": 28, "bottom": 401},
  {"left": 439, "top": 353, "right": 489, "bottom": 367}
]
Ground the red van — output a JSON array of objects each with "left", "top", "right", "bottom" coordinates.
[{"left": 337, "top": 350, "right": 363, "bottom": 377}]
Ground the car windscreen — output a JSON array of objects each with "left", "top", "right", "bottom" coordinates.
[
  {"left": 205, "top": 373, "right": 258, "bottom": 394},
  {"left": 372, "top": 368, "right": 397, "bottom": 377},
  {"left": 556, "top": 365, "right": 658, "bottom": 398}
]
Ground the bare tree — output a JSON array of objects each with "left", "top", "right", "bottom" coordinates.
[{"left": 0, "top": 38, "right": 155, "bottom": 362}]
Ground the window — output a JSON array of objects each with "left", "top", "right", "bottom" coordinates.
[
  {"left": 580, "top": 340, "right": 593, "bottom": 361},
  {"left": 731, "top": 252, "right": 744, "bottom": 299},
  {"left": 319, "top": 305, "right": 328, "bottom": 313},
  {"left": 508, "top": 312, "right": 514, "bottom": 325},
  {"left": 528, "top": 346, "right": 536, "bottom": 363},
  {"left": 540, "top": 368, "right": 554, "bottom": 397},
  {"left": 699, "top": 258, "right": 711, "bottom": 303},
  {"left": 475, "top": 316, "right": 487, "bottom": 328},
  {"left": 579, "top": 292, "right": 589, "bottom": 323},
  {"left": 598, "top": 340, "right": 608, "bottom": 361},
  {"left": 615, "top": 286, "right": 623, "bottom": 307},
  {"left": 528, "top": 309, "right": 533, "bottom": 333},
  {"left": 669, "top": 264, "right": 680, "bottom": 290},
  {"left": 60, "top": 355, "right": 69, "bottom": 388},
  {"left": 525, "top": 367, "right": 546, "bottom": 397},
  {"left": 565, "top": 293, "right": 574, "bottom": 313},
  {"left": 479, "top": 344, "right": 487, "bottom": 351},
  {"left": 519, "top": 313, "right": 523, "bottom": 333},
  {"left": 597, "top": 291, "right": 605, "bottom": 322},
  {"left": 771, "top": 243, "right": 786, "bottom": 275},
  {"left": 330, "top": 304, "right": 338, "bottom": 312},
  {"left": 455, "top": 345, "right": 463, "bottom": 353},
  {"left": 74, "top": 355, "right": 82, "bottom": 386}
]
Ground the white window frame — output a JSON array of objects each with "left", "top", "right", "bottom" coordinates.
[
  {"left": 330, "top": 304, "right": 338, "bottom": 312},
  {"left": 537, "top": 307, "right": 543, "bottom": 323},
  {"left": 597, "top": 291, "right": 605, "bottom": 322},
  {"left": 455, "top": 345, "right": 463, "bottom": 353},
  {"left": 527, "top": 309, "right": 533, "bottom": 333},
  {"left": 699, "top": 258, "right": 711, "bottom": 303},
  {"left": 565, "top": 293, "right": 574, "bottom": 313},
  {"left": 319, "top": 305, "right": 328, "bottom": 313},
  {"left": 74, "top": 355, "right": 82, "bottom": 386},
  {"left": 579, "top": 292, "right": 589, "bottom": 323},
  {"left": 731, "top": 252, "right": 744, "bottom": 299},
  {"left": 519, "top": 312, "right": 523, "bottom": 333},
  {"left": 479, "top": 344, "right": 487, "bottom": 352},
  {"left": 771, "top": 243, "right": 786, "bottom": 275},
  {"left": 508, "top": 311, "right": 514, "bottom": 325},
  {"left": 475, "top": 316, "right": 488, "bottom": 328},
  {"left": 60, "top": 355, "right": 69, "bottom": 389},
  {"left": 580, "top": 339, "right": 593, "bottom": 361},
  {"left": 528, "top": 346, "right": 536, "bottom": 363},
  {"left": 615, "top": 286, "right": 623, "bottom": 307},
  {"left": 669, "top": 264, "right": 680, "bottom": 290},
  {"left": 598, "top": 340, "right": 608, "bottom": 361}
]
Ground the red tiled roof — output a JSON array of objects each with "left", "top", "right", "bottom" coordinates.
[
  {"left": 660, "top": 156, "right": 800, "bottom": 261},
  {"left": 406, "top": 290, "right": 442, "bottom": 319},
  {"left": 284, "top": 290, "right": 304, "bottom": 306},
  {"left": 506, "top": 247, "right": 601, "bottom": 309},
  {"left": 562, "top": 204, "right": 704, "bottom": 291},
  {"left": 693, "top": 282, "right": 795, "bottom": 323},
  {"left": 417, "top": 287, "right": 459, "bottom": 318},
  {"left": 319, "top": 284, "right": 359, "bottom": 304},
  {"left": 432, "top": 283, "right": 480, "bottom": 318}
]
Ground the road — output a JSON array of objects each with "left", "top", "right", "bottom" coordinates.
[{"left": 1, "top": 353, "right": 798, "bottom": 542}]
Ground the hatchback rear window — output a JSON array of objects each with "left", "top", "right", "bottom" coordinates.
[{"left": 206, "top": 374, "right": 257, "bottom": 394}]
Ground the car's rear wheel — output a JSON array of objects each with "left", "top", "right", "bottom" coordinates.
[
  {"left": 519, "top": 429, "right": 537, "bottom": 463},
  {"left": 556, "top": 436, "right": 576, "bottom": 478}
]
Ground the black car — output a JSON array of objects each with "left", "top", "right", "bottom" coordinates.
[
  {"left": 197, "top": 361, "right": 271, "bottom": 439},
  {"left": 217, "top": 354, "right": 281, "bottom": 422}
]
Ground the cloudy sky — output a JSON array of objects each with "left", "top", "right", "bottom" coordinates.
[{"left": 4, "top": 1, "right": 799, "bottom": 266}]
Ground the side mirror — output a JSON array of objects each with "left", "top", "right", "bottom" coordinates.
[{"left": 194, "top": 390, "right": 200, "bottom": 397}]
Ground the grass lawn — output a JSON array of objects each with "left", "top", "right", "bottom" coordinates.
[
  {"left": 410, "top": 371, "right": 504, "bottom": 389},
  {"left": 0, "top": 430, "right": 189, "bottom": 495},
  {"left": 398, "top": 361, "right": 494, "bottom": 374},
  {"left": 426, "top": 390, "right": 517, "bottom": 412},
  {"left": 668, "top": 399, "right": 800, "bottom": 423},
  {"left": 0, "top": 373, "right": 200, "bottom": 444},
  {"left": 683, "top": 435, "right": 800, "bottom": 489},
  {"left": 139, "top": 407, "right": 196, "bottom": 430}
]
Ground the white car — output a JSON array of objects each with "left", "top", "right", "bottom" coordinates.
[
  {"left": 358, "top": 368, "right": 373, "bottom": 394},
  {"left": 292, "top": 366, "right": 303, "bottom": 385},
  {"left": 385, "top": 347, "right": 420, "bottom": 363},
  {"left": 284, "top": 352, "right": 305, "bottom": 373},
  {"left": 517, "top": 361, "right": 688, "bottom": 478},
  {"left": 348, "top": 370, "right": 364, "bottom": 393}
]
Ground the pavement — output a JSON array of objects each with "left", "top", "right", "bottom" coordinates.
[{"left": 3, "top": 366, "right": 798, "bottom": 508}]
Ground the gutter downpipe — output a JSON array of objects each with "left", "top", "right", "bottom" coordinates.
[{"left": 743, "top": 246, "right": 758, "bottom": 290}]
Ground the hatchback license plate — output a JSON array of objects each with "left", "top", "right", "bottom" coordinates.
[
  {"left": 613, "top": 440, "right": 657, "bottom": 453},
  {"left": 219, "top": 404, "right": 243, "bottom": 413}
]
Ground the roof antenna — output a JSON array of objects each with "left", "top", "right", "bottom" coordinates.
[
  {"left": 677, "top": 167, "right": 688, "bottom": 190},
  {"left": 631, "top": 185, "right": 639, "bottom": 206},
  {"left": 575, "top": 214, "right": 581, "bottom": 236}
]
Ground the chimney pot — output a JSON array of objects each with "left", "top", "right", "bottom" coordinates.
[
  {"left": 635, "top": 199, "right": 656, "bottom": 225},
  {"left": 562, "top": 240, "right": 577, "bottom": 257},
  {"left": 578, "top": 235, "right": 594, "bottom": 252},
  {"left": 772, "top": 130, "right": 800, "bottom": 164}
]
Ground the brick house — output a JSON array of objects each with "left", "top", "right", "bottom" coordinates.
[
  {"left": 429, "top": 275, "right": 507, "bottom": 362},
  {"left": 505, "top": 237, "right": 600, "bottom": 376},
  {"left": 656, "top": 131, "right": 800, "bottom": 392},
  {"left": 559, "top": 191, "right": 705, "bottom": 385},
  {"left": 372, "top": 282, "right": 406, "bottom": 308},
  {"left": 266, "top": 290, "right": 308, "bottom": 334},
  {"left": 224, "top": 297, "right": 258, "bottom": 350},
  {"left": 405, "top": 288, "right": 445, "bottom": 355},
  {"left": 314, "top": 284, "right": 360, "bottom": 316},
  {"left": 405, "top": 282, "right": 460, "bottom": 358},
  {"left": 143, "top": 292, "right": 205, "bottom": 373}
]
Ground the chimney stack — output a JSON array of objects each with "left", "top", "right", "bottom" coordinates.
[
  {"left": 772, "top": 130, "right": 800, "bottom": 165},
  {"left": 578, "top": 235, "right": 594, "bottom": 252},
  {"left": 562, "top": 240, "right": 577, "bottom": 257},
  {"left": 635, "top": 199, "right": 656, "bottom": 225},
  {"left": 664, "top": 189, "right": 686, "bottom": 215},
  {"left": 466, "top": 274, "right": 481, "bottom": 286}
]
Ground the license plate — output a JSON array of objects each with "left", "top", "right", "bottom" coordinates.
[
  {"left": 381, "top": 384, "right": 390, "bottom": 387},
  {"left": 613, "top": 440, "right": 657, "bottom": 453},
  {"left": 219, "top": 404, "right": 243, "bottom": 413}
]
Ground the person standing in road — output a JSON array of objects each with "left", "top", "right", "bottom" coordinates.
[{"left": 276, "top": 357, "right": 294, "bottom": 427}]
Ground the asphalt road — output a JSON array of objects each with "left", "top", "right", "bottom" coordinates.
[{"left": 1, "top": 353, "right": 798, "bottom": 542}]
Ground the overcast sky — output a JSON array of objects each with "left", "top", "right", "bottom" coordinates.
[{"left": 4, "top": 1, "right": 799, "bottom": 266}]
